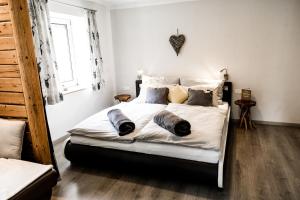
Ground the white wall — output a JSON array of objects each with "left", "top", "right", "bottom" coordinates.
[
  {"left": 47, "top": 0, "right": 116, "bottom": 141},
  {"left": 111, "top": 0, "right": 300, "bottom": 124}
]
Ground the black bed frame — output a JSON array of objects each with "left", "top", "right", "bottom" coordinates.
[{"left": 64, "top": 81, "right": 232, "bottom": 188}]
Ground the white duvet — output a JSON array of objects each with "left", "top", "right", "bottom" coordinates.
[
  {"left": 69, "top": 102, "right": 166, "bottom": 143},
  {"left": 134, "top": 103, "right": 228, "bottom": 150}
]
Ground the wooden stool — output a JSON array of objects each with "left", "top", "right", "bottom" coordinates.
[
  {"left": 114, "top": 94, "right": 131, "bottom": 102},
  {"left": 235, "top": 100, "right": 256, "bottom": 131}
]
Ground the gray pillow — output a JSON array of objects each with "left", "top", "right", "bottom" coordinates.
[
  {"left": 0, "top": 118, "right": 26, "bottom": 159},
  {"left": 145, "top": 87, "right": 169, "bottom": 105},
  {"left": 187, "top": 89, "right": 213, "bottom": 106}
]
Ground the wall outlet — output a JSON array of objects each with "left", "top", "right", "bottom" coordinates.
[
  {"left": 121, "top": 86, "right": 130, "bottom": 91},
  {"left": 234, "top": 89, "right": 242, "bottom": 94}
]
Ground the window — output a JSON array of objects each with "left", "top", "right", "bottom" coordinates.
[
  {"left": 51, "top": 18, "right": 78, "bottom": 92},
  {"left": 50, "top": 10, "right": 91, "bottom": 94}
]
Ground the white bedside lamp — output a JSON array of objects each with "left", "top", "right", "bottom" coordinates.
[
  {"left": 137, "top": 69, "right": 144, "bottom": 80},
  {"left": 220, "top": 67, "right": 229, "bottom": 81}
]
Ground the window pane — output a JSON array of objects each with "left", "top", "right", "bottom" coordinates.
[{"left": 51, "top": 23, "right": 74, "bottom": 83}]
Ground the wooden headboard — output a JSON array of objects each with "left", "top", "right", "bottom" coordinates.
[
  {"left": 0, "top": 0, "right": 53, "bottom": 164},
  {"left": 135, "top": 80, "right": 232, "bottom": 106}
]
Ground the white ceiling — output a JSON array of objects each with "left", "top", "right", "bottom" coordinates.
[{"left": 89, "top": 0, "right": 198, "bottom": 9}]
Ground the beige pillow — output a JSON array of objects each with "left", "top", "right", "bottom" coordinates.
[
  {"left": 0, "top": 118, "right": 26, "bottom": 159},
  {"left": 168, "top": 85, "right": 188, "bottom": 103}
]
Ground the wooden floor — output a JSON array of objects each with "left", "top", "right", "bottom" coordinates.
[{"left": 51, "top": 124, "right": 300, "bottom": 200}]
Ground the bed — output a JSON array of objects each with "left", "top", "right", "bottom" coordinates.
[{"left": 64, "top": 80, "right": 232, "bottom": 188}]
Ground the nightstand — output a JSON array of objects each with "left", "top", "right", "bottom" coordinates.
[
  {"left": 235, "top": 100, "right": 256, "bottom": 131},
  {"left": 114, "top": 94, "right": 131, "bottom": 102}
]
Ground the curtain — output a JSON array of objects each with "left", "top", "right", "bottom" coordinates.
[
  {"left": 28, "top": 0, "right": 63, "bottom": 105},
  {"left": 87, "top": 10, "right": 104, "bottom": 90}
]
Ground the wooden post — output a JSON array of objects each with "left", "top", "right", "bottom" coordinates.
[{"left": 7, "top": 0, "right": 52, "bottom": 164}]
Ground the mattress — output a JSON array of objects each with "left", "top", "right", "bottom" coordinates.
[{"left": 0, "top": 158, "right": 53, "bottom": 199}]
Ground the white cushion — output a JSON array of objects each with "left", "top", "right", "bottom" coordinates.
[
  {"left": 0, "top": 118, "right": 26, "bottom": 159},
  {"left": 0, "top": 158, "right": 52, "bottom": 199}
]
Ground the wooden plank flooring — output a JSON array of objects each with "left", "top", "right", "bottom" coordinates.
[{"left": 51, "top": 124, "right": 300, "bottom": 200}]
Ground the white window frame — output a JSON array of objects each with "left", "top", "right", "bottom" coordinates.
[{"left": 50, "top": 17, "right": 80, "bottom": 93}]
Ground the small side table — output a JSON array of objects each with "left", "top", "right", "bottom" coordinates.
[
  {"left": 235, "top": 100, "right": 256, "bottom": 131},
  {"left": 114, "top": 94, "right": 131, "bottom": 103}
]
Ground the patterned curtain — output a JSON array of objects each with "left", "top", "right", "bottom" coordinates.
[
  {"left": 28, "top": 0, "right": 63, "bottom": 105},
  {"left": 87, "top": 10, "right": 104, "bottom": 90}
]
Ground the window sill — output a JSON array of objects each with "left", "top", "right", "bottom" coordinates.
[{"left": 62, "top": 86, "right": 86, "bottom": 95}]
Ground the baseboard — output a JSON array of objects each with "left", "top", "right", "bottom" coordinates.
[
  {"left": 231, "top": 119, "right": 300, "bottom": 127},
  {"left": 253, "top": 120, "right": 300, "bottom": 127},
  {"left": 53, "top": 133, "right": 70, "bottom": 145}
]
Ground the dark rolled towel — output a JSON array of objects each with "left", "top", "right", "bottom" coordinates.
[
  {"left": 154, "top": 110, "right": 191, "bottom": 137},
  {"left": 107, "top": 109, "right": 135, "bottom": 136}
]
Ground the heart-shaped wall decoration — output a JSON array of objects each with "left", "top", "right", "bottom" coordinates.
[{"left": 169, "top": 34, "right": 185, "bottom": 56}]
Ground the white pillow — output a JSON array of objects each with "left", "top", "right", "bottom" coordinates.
[
  {"left": 180, "top": 78, "right": 223, "bottom": 86},
  {"left": 180, "top": 78, "right": 224, "bottom": 100},
  {"left": 0, "top": 118, "right": 26, "bottom": 159},
  {"left": 142, "top": 75, "right": 179, "bottom": 85},
  {"left": 142, "top": 75, "right": 164, "bottom": 85}
]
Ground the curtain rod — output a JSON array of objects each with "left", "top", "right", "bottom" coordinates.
[{"left": 50, "top": 0, "right": 97, "bottom": 12}]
